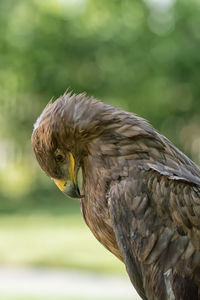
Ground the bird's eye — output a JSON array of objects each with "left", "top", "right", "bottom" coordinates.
[{"left": 55, "top": 152, "right": 65, "bottom": 163}]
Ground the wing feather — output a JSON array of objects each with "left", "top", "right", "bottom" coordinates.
[{"left": 108, "top": 165, "right": 200, "bottom": 299}]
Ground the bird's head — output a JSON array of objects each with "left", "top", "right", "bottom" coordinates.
[
  {"left": 31, "top": 94, "right": 85, "bottom": 199},
  {"left": 32, "top": 91, "right": 126, "bottom": 198}
]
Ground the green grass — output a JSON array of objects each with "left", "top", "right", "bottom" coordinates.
[{"left": 0, "top": 212, "right": 125, "bottom": 274}]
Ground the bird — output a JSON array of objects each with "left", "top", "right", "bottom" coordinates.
[{"left": 31, "top": 92, "right": 200, "bottom": 300}]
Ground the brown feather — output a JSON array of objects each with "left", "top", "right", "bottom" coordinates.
[{"left": 32, "top": 92, "right": 200, "bottom": 300}]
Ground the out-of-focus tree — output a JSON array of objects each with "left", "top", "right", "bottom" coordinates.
[{"left": 0, "top": 0, "right": 200, "bottom": 210}]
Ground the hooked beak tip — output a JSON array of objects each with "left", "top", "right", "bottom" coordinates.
[{"left": 63, "top": 182, "right": 83, "bottom": 199}]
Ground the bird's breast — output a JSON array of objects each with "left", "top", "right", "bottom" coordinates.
[
  {"left": 80, "top": 154, "right": 123, "bottom": 260},
  {"left": 80, "top": 197, "right": 123, "bottom": 261}
]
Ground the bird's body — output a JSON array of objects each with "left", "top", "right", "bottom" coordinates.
[{"left": 32, "top": 92, "right": 200, "bottom": 300}]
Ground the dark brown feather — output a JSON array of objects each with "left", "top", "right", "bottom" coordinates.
[{"left": 32, "top": 92, "right": 200, "bottom": 300}]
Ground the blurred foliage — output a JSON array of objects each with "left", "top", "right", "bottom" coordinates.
[
  {"left": 2, "top": 297, "right": 133, "bottom": 300},
  {"left": 0, "top": 0, "right": 200, "bottom": 210}
]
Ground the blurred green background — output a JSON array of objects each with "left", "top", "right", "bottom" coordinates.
[{"left": 0, "top": 0, "right": 200, "bottom": 299}]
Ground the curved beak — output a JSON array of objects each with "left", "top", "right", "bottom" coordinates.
[{"left": 54, "top": 178, "right": 82, "bottom": 199}]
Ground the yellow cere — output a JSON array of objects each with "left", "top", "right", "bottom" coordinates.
[
  {"left": 68, "top": 152, "right": 77, "bottom": 184},
  {"left": 54, "top": 178, "right": 71, "bottom": 191}
]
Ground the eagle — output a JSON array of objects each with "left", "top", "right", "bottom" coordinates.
[{"left": 31, "top": 92, "right": 200, "bottom": 300}]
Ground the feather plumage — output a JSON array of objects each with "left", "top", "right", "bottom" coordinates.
[{"left": 32, "top": 92, "right": 200, "bottom": 300}]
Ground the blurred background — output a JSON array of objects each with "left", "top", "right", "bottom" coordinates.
[{"left": 0, "top": 0, "right": 200, "bottom": 299}]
